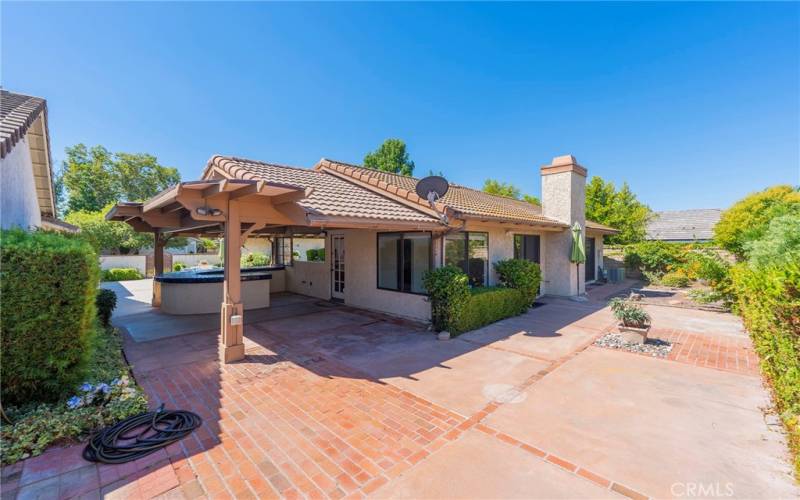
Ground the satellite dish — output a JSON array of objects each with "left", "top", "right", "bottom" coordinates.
[{"left": 415, "top": 176, "right": 449, "bottom": 204}]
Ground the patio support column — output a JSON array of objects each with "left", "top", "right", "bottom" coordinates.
[
  {"left": 152, "top": 231, "right": 165, "bottom": 307},
  {"left": 220, "top": 198, "right": 245, "bottom": 363}
]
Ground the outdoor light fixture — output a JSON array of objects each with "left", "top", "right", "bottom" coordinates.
[{"left": 195, "top": 207, "right": 222, "bottom": 216}]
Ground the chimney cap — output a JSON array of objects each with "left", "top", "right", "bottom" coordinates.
[{"left": 541, "top": 154, "right": 587, "bottom": 177}]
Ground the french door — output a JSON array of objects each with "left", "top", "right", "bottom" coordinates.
[
  {"left": 585, "top": 237, "right": 596, "bottom": 282},
  {"left": 331, "top": 235, "right": 345, "bottom": 300}
]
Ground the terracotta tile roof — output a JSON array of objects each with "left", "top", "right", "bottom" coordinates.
[
  {"left": 646, "top": 209, "right": 722, "bottom": 241},
  {"left": 316, "top": 159, "right": 570, "bottom": 227},
  {"left": 203, "top": 156, "right": 439, "bottom": 223},
  {"left": 585, "top": 220, "right": 619, "bottom": 234},
  {"left": 1, "top": 90, "right": 47, "bottom": 159}
]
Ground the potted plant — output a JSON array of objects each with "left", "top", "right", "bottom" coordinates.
[{"left": 609, "top": 297, "right": 651, "bottom": 344}]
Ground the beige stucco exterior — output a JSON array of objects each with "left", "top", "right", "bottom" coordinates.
[{"left": 0, "top": 136, "right": 42, "bottom": 230}]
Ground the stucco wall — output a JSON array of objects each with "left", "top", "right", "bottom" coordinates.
[
  {"left": 541, "top": 168, "right": 586, "bottom": 296},
  {"left": 337, "top": 229, "right": 431, "bottom": 321},
  {"left": 286, "top": 261, "right": 329, "bottom": 299},
  {"left": 172, "top": 254, "right": 222, "bottom": 267},
  {"left": 0, "top": 136, "right": 42, "bottom": 230},
  {"left": 270, "top": 268, "right": 287, "bottom": 293},
  {"left": 99, "top": 255, "right": 147, "bottom": 275}
]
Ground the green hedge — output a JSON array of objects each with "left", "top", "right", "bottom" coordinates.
[
  {"left": 101, "top": 268, "right": 143, "bottom": 281},
  {"left": 453, "top": 287, "right": 529, "bottom": 334},
  {"left": 731, "top": 262, "right": 800, "bottom": 475},
  {"left": 306, "top": 248, "right": 325, "bottom": 262},
  {"left": 1, "top": 229, "right": 100, "bottom": 404},
  {"left": 423, "top": 260, "right": 539, "bottom": 335}
]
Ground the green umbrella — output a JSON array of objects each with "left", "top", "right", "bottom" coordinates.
[{"left": 570, "top": 222, "right": 585, "bottom": 295}]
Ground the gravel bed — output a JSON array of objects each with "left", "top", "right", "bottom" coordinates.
[{"left": 594, "top": 332, "right": 673, "bottom": 357}]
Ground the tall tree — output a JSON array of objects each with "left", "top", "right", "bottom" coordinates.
[
  {"left": 363, "top": 139, "right": 415, "bottom": 176},
  {"left": 61, "top": 144, "right": 180, "bottom": 214},
  {"left": 585, "top": 176, "right": 651, "bottom": 245},
  {"left": 714, "top": 185, "right": 800, "bottom": 259},
  {"left": 482, "top": 179, "right": 540, "bottom": 205}
]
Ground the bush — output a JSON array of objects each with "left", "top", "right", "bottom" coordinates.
[
  {"left": 95, "top": 289, "right": 117, "bottom": 326},
  {"left": 494, "top": 259, "right": 542, "bottom": 305},
  {"left": 306, "top": 248, "right": 325, "bottom": 262},
  {"left": 609, "top": 298, "right": 650, "bottom": 328},
  {"left": 101, "top": 268, "right": 143, "bottom": 281},
  {"left": 731, "top": 262, "right": 799, "bottom": 475},
  {"left": 453, "top": 287, "right": 529, "bottom": 334},
  {"left": 1, "top": 229, "right": 100, "bottom": 404},
  {"left": 173, "top": 262, "right": 186, "bottom": 272},
  {"left": 0, "top": 325, "right": 148, "bottom": 464},
  {"left": 423, "top": 266, "right": 470, "bottom": 333},
  {"left": 623, "top": 241, "right": 683, "bottom": 276},
  {"left": 241, "top": 252, "right": 269, "bottom": 268},
  {"left": 660, "top": 269, "right": 691, "bottom": 288},
  {"left": 744, "top": 214, "right": 800, "bottom": 270},
  {"left": 714, "top": 185, "right": 800, "bottom": 259}
]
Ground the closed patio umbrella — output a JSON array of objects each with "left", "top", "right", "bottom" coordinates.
[{"left": 570, "top": 222, "right": 586, "bottom": 296}]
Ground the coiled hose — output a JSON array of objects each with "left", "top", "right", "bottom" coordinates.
[{"left": 83, "top": 404, "right": 202, "bottom": 464}]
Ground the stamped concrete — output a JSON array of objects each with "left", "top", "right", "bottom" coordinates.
[
  {"left": 484, "top": 347, "right": 797, "bottom": 499},
  {"left": 375, "top": 429, "right": 619, "bottom": 499},
  {"left": 5, "top": 282, "right": 797, "bottom": 499}
]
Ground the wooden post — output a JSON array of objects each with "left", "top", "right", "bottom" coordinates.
[
  {"left": 152, "top": 231, "right": 165, "bottom": 307},
  {"left": 220, "top": 198, "right": 245, "bottom": 363}
]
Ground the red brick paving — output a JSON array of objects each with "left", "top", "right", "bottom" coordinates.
[{"left": 1, "top": 294, "right": 765, "bottom": 500}]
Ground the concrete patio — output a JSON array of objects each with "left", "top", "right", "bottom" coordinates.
[{"left": 2, "top": 281, "right": 796, "bottom": 499}]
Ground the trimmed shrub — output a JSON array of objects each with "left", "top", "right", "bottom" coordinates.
[
  {"left": 306, "top": 248, "right": 325, "bottom": 262},
  {"left": 95, "top": 289, "right": 117, "bottom": 326},
  {"left": 494, "top": 259, "right": 542, "bottom": 305},
  {"left": 453, "top": 287, "right": 529, "bottom": 334},
  {"left": 101, "top": 268, "right": 143, "bottom": 281},
  {"left": 660, "top": 269, "right": 691, "bottom": 288},
  {"left": 173, "top": 262, "right": 186, "bottom": 272},
  {"left": 1, "top": 229, "right": 100, "bottom": 404},
  {"left": 241, "top": 252, "right": 269, "bottom": 268},
  {"left": 731, "top": 262, "right": 799, "bottom": 475},
  {"left": 423, "top": 266, "right": 470, "bottom": 333}
]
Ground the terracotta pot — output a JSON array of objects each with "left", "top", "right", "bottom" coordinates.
[{"left": 618, "top": 324, "right": 650, "bottom": 345}]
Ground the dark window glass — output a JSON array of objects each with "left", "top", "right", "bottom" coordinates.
[
  {"left": 513, "top": 235, "right": 541, "bottom": 263},
  {"left": 377, "top": 232, "right": 431, "bottom": 294},
  {"left": 273, "top": 237, "right": 293, "bottom": 266},
  {"left": 445, "top": 232, "right": 489, "bottom": 287}
]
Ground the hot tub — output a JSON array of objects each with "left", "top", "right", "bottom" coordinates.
[{"left": 154, "top": 266, "right": 282, "bottom": 315}]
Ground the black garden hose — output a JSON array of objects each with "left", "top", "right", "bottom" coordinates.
[{"left": 83, "top": 404, "right": 202, "bottom": 464}]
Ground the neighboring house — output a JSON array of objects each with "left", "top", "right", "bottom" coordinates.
[
  {"left": 109, "top": 154, "right": 617, "bottom": 321},
  {"left": 0, "top": 90, "right": 76, "bottom": 232},
  {"left": 646, "top": 209, "right": 722, "bottom": 243}
]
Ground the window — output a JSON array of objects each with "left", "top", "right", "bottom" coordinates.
[
  {"left": 273, "top": 237, "right": 293, "bottom": 266},
  {"left": 292, "top": 237, "right": 326, "bottom": 262},
  {"left": 377, "top": 232, "right": 431, "bottom": 294},
  {"left": 513, "top": 234, "right": 541, "bottom": 263},
  {"left": 445, "top": 232, "right": 489, "bottom": 287}
]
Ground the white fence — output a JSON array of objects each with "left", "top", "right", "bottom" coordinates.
[
  {"left": 171, "top": 253, "right": 222, "bottom": 268},
  {"left": 99, "top": 255, "right": 147, "bottom": 275}
]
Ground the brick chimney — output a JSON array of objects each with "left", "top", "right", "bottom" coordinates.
[{"left": 540, "top": 155, "right": 587, "bottom": 296}]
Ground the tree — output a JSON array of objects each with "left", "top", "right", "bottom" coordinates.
[
  {"left": 483, "top": 179, "right": 520, "bottom": 199},
  {"left": 65, "top": 203, "right": 152, "bottom": 255},
  {"left": 482, "top": 179, "right": 540, "bottom": 205},
  {"left": 363, "top": 139, "right": 415, "bottom": 176},
  {"left": 585, "top": 176, "right": 651, "bottom": 245},
  {"left": 714, "top": 185, "right": 800, "bottom": 259},
  {"left": 61, "top": 144, "right": 180, "bottom": 214},
  {"left": 744, "top": 214, "right": 800, "bottom": 269}
]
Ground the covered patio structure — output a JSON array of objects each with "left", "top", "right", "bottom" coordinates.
[{"left": 107, "top": 178, "right": 314, "bottom": 362}]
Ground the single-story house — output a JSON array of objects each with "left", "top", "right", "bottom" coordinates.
[
  {"left": 646, "top": 208, "right": 722, "bottom": 243},
  {"left": 0, "top": 90, "right": 77, "bottom": 232},
  {"left": 108, "top": 153, "right": 616, "bottom": 362}
]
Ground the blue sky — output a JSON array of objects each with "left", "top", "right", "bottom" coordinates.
[{"left": 3, "top": 2, "right": 798, "bottom": 210}]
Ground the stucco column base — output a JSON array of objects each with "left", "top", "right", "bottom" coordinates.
[
  {"left": 151, "top": 280, "right": 162, "bottom": 307},
  {"left": 220, "top": 302, "right": 245, "bottom": 363}
]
